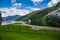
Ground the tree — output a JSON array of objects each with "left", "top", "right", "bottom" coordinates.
[{"left": 0, "top": 11, "right": 3, "bottom": 25}]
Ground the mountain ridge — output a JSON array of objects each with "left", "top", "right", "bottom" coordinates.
[
  {"left": 16, "top": 3, "right": 60, "bottom": 27},
  {"left": 3, "top": 15, "right": 21, "bottom": 21}
]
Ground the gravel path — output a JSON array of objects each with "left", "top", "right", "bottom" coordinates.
[
  {"left": 20, "top": 21, "right": 60, "bottom": 31},
  {"left": 2, "top": 21, "right": 60, "bottom": 31}
]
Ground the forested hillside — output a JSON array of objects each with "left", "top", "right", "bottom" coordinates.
[{"left": 16, "top": 3, "right": 60, "bottom": 27}]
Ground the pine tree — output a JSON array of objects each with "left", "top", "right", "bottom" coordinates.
[{"left": 0, "top": 11, "right": 3, "bottom": 25}]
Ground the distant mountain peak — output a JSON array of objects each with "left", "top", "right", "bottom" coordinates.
[{"left": 3, "top": 15, "right": 21, "bottom": 21}]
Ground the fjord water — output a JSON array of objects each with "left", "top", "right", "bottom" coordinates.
[{"left": 1, "top": 21, "right": 17, "bottom": 25}]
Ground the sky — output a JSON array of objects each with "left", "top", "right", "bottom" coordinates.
[{"left": 0, "top": 0, "right": 60, "bottom": 17}]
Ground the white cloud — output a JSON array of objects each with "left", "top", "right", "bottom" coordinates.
[
  {"left": 11, "top": 0, "right": 16, "bottom": 3},
  {"left": 0, "top": 6, "right": 41, "bottom": 17},
  {"left": 26, "top": 7, "right": 41, "bottom": 11},
  {"left": 48, "top": 2, "right": 55, "bottom": 7},
  {"left": 31, "top": 0, "right": 43, "bottom": 5},
  {"left": 0, "top": 8, "right": 30, "bottom": 17},
  {"left": 48, "top": 0, "right": 60, "bottom": 7},
  {"left": 0, "top": 7, "right": 40, "bottom": 17},
  {"left": 31, "top": 0, "right": 43, "bottom": 3},
  {"left": 12, "top": 3, "right": 22, "bottom": 7},
  {"left": 0, "top": 0, "right": 41, "bottom": 17},
  {"left": 30, "top": 8, "right": 40, "bottom": 11},
  {"left": 0, "top": 0, "right": 30, "bottom": 17},
  {"left": 11, "top": 0, "right": 22, "bottom": 7}
]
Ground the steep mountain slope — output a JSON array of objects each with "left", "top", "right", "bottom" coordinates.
[
  {"left": 3, "top": 15, "right": 21, "bottom": 21},
  {"left": 16, "top": 3, "right": 60, "bottom": 27}
]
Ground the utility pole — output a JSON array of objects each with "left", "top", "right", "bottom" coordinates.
[{"left": 28, "top": 19, "right": 31, "bottom": 24}]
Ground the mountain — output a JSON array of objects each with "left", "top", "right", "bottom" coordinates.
[
  {"left": 16, "top": 3, "right": 60, "bottom": 27},
  {"left": 3, "top": 15, "right": 21, "bottom": 21}
]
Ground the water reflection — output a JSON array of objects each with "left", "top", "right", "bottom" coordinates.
[{"left": 1, "top": 21, "right": 17, "bottom": 25}]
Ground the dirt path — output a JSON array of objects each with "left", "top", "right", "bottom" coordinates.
[
  {"left": 2, "top": 21, "right": 60, "bottom": 31},
  {"left": 19, "top": 21, "right": 60, "bottom": 31}
]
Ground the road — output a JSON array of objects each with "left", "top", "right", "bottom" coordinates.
[
  {"left": 2, "top": 21, "right": 60, "bottom": 31},
  {"left": 18, "top": 21, "right": 60, "bottom": 31}
]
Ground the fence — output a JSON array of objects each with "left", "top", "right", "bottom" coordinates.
[
  {"left": 0, "top": 25, "right": 57, "bottom": 34},
  {"left": 0, "top": 25, "right": 40, "bottom": 33}
]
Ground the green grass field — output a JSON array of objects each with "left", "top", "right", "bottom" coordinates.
[{"left": 0, "top": 24, "right": 60, "bottom": 40}]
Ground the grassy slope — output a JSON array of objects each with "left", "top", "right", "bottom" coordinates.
[
  {"left": 0, "top": 24, "right": 60, "bottom": 40},
  {"left": 16, "top": 3, "right": 60, "bottom": 27}
]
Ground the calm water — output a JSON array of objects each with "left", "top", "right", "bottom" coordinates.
[
  {"left": 1, "top": 21, "right": 17, "bottom": 25},
  {"left": 1, "top": 21, "right": 25, "bottom": 26}
]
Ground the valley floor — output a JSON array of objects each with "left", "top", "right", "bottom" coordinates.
[
  {"left": 0, "top": 31, "right": 60, "bottom": 40},
  {"left": 0, "top": 23, "right": 60, "bottom": 40},
  {"left": 15, "top": 21, "right": 60, "bottom": 31}
]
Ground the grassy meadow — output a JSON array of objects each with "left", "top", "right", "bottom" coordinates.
[{"left": 0, "top": 24, "right": 60, "bottom": 40}]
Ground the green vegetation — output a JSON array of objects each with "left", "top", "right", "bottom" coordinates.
[
  {"left": 16, "top": 3, "right": 60, "bottom": 27},
  {"left": 0, "top": 24, "right": 60, "bottom": 40}
]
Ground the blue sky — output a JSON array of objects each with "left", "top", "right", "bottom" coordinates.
[
  {"left": 0, "top": 0, "right": 50, "bottom": 8},
  {"left": 0, "top": 0, "right": 60, "bottom": 17}
]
